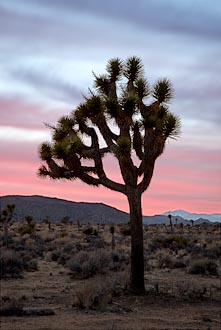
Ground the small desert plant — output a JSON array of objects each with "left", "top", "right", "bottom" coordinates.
[
  {"left": 110, "top": 224, "right": 115, "bottom": 251},
  {"left": 149, "top": 235, "right": 188, "bottom": 251},
  {"left": 0, "top": 296, "right": 24, "bottom": 316},
  {"left": 153, "top": 249, "right": 186, "bottom": 269},
  {"left": 119, "top": 223, "right": 131, "bottom": 236},
  {"left": 67, "top": 248, "right": 127, "bottom": 279},
  {"left": 72, "top": 272, "right": 129, "bottom": 311},
  {"left": 23, "top": 257, "right": 38, "bottom": 272},
  {"left": 18, "top": 222, "right": 35, "bottom": 236},
  {"left": 25, "top": 215, "right": 33, "bottom": 225},
  {"left": 204, "top": 246, "right": 221, "bottom": 259},
  {"left": 72, "top": 279, "right": 112, "bottom": 310},
  {"left": 188, "top": 258, "right": 218, "bottom": 275},
  {"left": 168, "top": 214, "right": 173, "bottom": 233},
  {"left": 0, "top": 204, "right": 16, "bottom": 244},
  {"left": 61, "top": 216, "right": 71, "bottom": 224},
  {"left": 0, "top": 249, "right": 25, "bottom": 278},
  {"left": 67, "top": 249, "right": 111, "bottom": 278},
  {"left": 82, "top": 226, "right": 98, "bottom": 236},
  {"left": 176, "top": 283, "right": 208, "bottom": 300}
]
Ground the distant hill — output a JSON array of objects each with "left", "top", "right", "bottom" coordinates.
[
  {"left": 143, "top": 214, "right": 189, "bottom": 225},
  {"left": 0, "top": 195, "right": 219, "bottom": 225},
  {"left": 163, "top": 210, "right": 221, "bottom": 222},
  {"left": 0, "top": 195, "right": 129, "bottom": 224}
]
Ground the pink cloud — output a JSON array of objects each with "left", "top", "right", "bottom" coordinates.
[{"left": 0, "top": 97, "right": 68, "bottom": 130}]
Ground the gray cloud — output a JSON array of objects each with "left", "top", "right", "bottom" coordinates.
[
  {"left": 8, "top": 67, "right": 82, "bottom": 105},
  {"left": 23, "top": 0, "right": 221, "bottom": 41}
]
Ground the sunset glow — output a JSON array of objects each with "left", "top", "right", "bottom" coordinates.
[{"left": 1, "top": 0, "right": 221, "bottom": 215}]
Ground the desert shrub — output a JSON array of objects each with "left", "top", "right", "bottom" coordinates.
[
  {"left": 72, "top": 272, "right": 129, "bottom": 310},
  {"left": 188, "top": 259, "right": 218, "bottom": 275},
  {"left": 83, "top": 227, "right": 94, "bottom": 235},
  {"left": 14, "top": 237, "right": 44, "bottom": 259},
  {"left": 23, "top": 257, "right": 38, "bottom": 272},
  {"left": 72, "top": 279, "right": 111, "bottom": 310},
  {"left": 0, "top": 247, "right": 38, "bottom": 278},
  {"left": 67, "top": 248, "right": 123, "bottom": 278},
  {"left": 112, "top": 250, "right": 128, "bottom": 263},
  {"left": 51, "top": 249, "right": 69, "bottom": 265},
  {"left": 86, "top": 235, "right": 107, "bottom": 249},
  {"left": 119, "top": 224, "right": 131, "bottom": 236},
  {"left": 0, "top": 249, "right": 25, "bottom": 278},
  {"left": 0, "top": 234, "right": 14, "bottom": 247},
  {"left": 50, "top": 242, "right": 83, "bottom": 265},
  {"left": 153, "top": 249, "right": 187, "bottom": 269},
  {"left": 204, "top": 246, "right": 221, "bottom": 259},
  {"left": 149, "top": 235, "right": 188, "bottom": 252},
  {"left": 0, "top": 297, "right": 24, "bottom": 316},
  {"left": 57, "top": 252, "right": 71, "bottom": 265},
  {"left": 18, "top": 223, "right": 35, "bottom": 236},
  {"left": 63, "top": 243, "right": 76, "bottom": 254},
  {"left": 68, "top": 249, "right": 110, "bottom": 278},
  {"left": 176, "top": 283, "right": 208, "bottom": 301}
]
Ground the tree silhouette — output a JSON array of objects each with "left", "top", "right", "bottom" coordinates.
[{"left": 38, "top": 57, "right": 181, "bottom": 293}]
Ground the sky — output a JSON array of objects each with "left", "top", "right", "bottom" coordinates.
[{"left": 0, "top": 0, "right": 221, "bottom": 216}]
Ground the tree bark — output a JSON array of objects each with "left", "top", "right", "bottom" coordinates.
[{"left": 127, "top": 191, "right": 145, "bottom": 294}]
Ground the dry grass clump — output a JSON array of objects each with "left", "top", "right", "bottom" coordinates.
[{"left": 72, "top": 271, "right": 129, "bottom": 311}]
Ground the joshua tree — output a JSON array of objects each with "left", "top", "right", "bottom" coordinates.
[
  {"left": 38, "top": 57, "right": 181, "bottom": 293},
  {"left": 0, "top": 203, "right": 15, "bottom": 244},
  {"left": 168, "top": 214, "right": 173, "bottom": 233},
  {"left": 25, "top": 215, "right": 33, "bottom": 225},
  {"left": 110, "top": 224, "right": 116, "bottom": 251}
]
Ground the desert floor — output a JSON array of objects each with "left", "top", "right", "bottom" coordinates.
[{"left": 1, "top": 222, "right": 221, "bottom": 329}]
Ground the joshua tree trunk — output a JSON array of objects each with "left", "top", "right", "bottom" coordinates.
[{"left": 128, "top": 191, "right": 145, "bottom": 293}]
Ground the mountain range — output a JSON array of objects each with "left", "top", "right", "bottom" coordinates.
[
  {"left": 162, "top": 210, "right": 221, "bottom": 223},
  {"left": 0, "top": 195, "right": 220, "bottom": 225}
]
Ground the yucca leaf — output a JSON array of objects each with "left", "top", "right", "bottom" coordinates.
[
  {"left": 124, "top": 56, "right": 143, "bottom": 81},
  {"left": 86, "top": 95, "right": 104, "bottom": 117},
  {"left": 135, "top": 78, "right": 150, "bottom": 99},
  {"left": 37, "top": 165, "right": 50, "bottom": 177},
  {"left": 164, "top": 113, "right": 181, "bottom": 139},
  {"left": 39, "top": 143, "right": 52, "bottom": 161},
  {"left": 152, "top": 78, "right": 173, "bottom": 103},
  {"left": 105, "top": 97, "right": 119, "bottom": 118},
  {"left": 106, "top": 58, "right": 123, "bottom": 81},
  {"left": 115, "top": 136, "right": 131, "bottom": 159},
  {"left": 94, "top": 74, "right": 109, "bottom": 95}
]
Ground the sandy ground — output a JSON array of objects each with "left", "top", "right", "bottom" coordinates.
[{"left": 1, "top": 259, "right": 220, "bottom": 330}]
